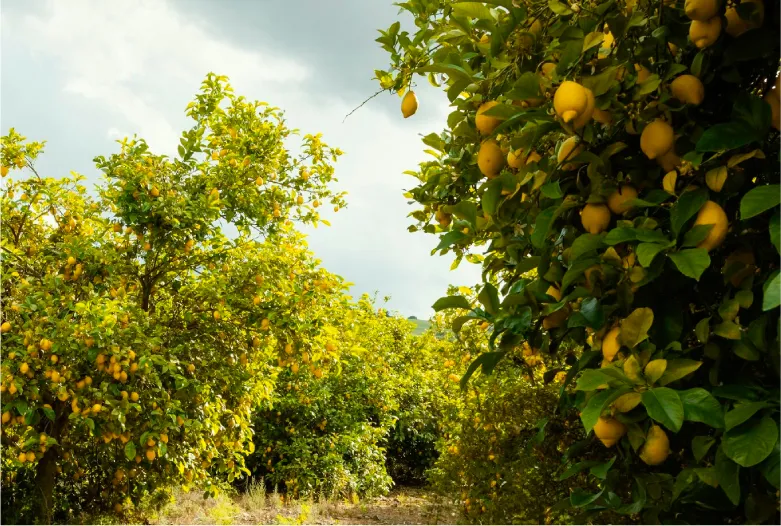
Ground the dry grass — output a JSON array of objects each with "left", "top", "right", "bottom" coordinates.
[{"left": 151, "top": 485, "right": 459, "bottom": 525}]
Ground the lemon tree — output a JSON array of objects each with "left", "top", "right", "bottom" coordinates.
[
  {"left": 376, "top": 1, "right": 780, "bottom": 522},
  {"left": 0, "top": 74, "right": 347, "bottom": 523}
]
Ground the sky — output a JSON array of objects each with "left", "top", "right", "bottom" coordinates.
[{"left": 0, "top": 0, "right": 482, "bottom": 318}]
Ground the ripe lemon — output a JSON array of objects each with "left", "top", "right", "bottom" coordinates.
[
  {"left": 725, "top": 0, "right": 764, "bottom": 37},
  {"left": 580, "top": 204, "right": 611, "bottom": 234},
  {"left": 640, "top": 119, "right": 674, "bottom": 160},
  {"left": 130, "top": 392, "right": 139, "bottom": 402},
  {"left": 694, "top": 200, "right": 728, "bottom": 251},
  {"left": 593, "top": 108, "right": 613, "bottom": 126},
  {"left": 146, "top": 449, "right": 156, "bottom": 461},
  {"left": 476, "top": 101, "right": 502, "bottom": 135},
  {"left": 670, "top": 75, "right": 705, "bottom": 105},
  {"left": 684, "top": 0, "right": 719, "bottom": 21},
  {"left": 541, "top": 62, "right": 557, "bottom": 80},
  {"left": 724, "top": 248, "right": 756, "bottom": 287},
  {"left": 570, "top": 88, "right": 596, "bottom": 130},
  {"left": 657, "top": 149, "right": 682, "bottom": 172},
  {"left": 401, "top": 91, "right": 418, "bottom": 118},
  {"left": 553, "top": 81, "right": 589, "bottom": 123},
  {"left": 607, "top": 185, "right": 638, "bottom": 215},
  {"left": 602, "top": 326, "right": 621, "bottom": 362},
  {"left": 690, "top": 17, "right": 722, "bottom": 49},
  {"left": 640, "top": 424, "right": 670, "bottom": 465},
  {"left": 1, "top": 321, "right": 11, "bottom": 333},
  {"left": 477, "top": 139, "right": 505, "bottom": 178},
  {"left": 635, "top": 64, "right": 652, "bottom": 83},
  {"left": 593, "top": 416, "right": 627, "bottom": 447},
  {"left": 507, "top": 149, "right": 526, "bottom": 169},
  {"left": 557, "top": 136, "right": 584, "bottom": 171}
]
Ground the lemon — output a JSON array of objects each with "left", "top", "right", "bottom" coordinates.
[
  {"left": 525, "top": 151, "right": 542, "bottom": 165},
  {"left": 670, "top": 74, "right": 705, "bottom": 105},
  {"left": 557, "top": 136, "right": 584, "bottom": 171},
  {"left": 476, "top": 101, "right": 502, "bottom": 135},
  {"left": 477, "top": 139, "right": 505, "bottom": 178},
  {"left": 684, "top": 0, "right": 719, "bottom": 21},
  {"left": 635, "top": 64, "right": 652, "bottom": 83},
  {"left": 601, "top": 326, "right": 621, "bottom": 363},
  {"left": 146, "top": 449, "right": 156, "bottom": 461},
  {"left": 401, "top": 91, "right": 418, "bottom": 118},
  {"left": 593, "top": 416, "right": 627, "bottom": 447},
  {"left": 570, "top": 88, "right": 596, "bottom": 130},
  {"left": 607, "top": 185, "right": 638, "bottom": 215},
  {"left": 593, "top": 108, "right": 613, "bottom": 126},
  {"left": 694, "top": 200, "right": 729, "bottom": 251},
  {"left": 479, "top": 33, "right": 491, "bottom": 45},
  {"left": 581, "top": 204, "right": 611, "bottom": 234},
  {"left": 554, "top": 81, "right": 589, "bottom": 123},
  {"left": 540, "top": 62, "right": 557, "bottom": 80},
  {"left": 724, "top": 248, "right": 756, "bottom": 287},
  {"left": 507, "top": 149, "right": 526, "bottom": 169},
  {"left": 725, "top": 0, "right": 764, "bottom": 37},
  {"left": 657, "top": 149, "right": 682, "bottom": 172},
  {"left": 435, "top": 208, "right": 452, "bottom": 227},
  {"left": 0, "top": 321, "right": 10, "bottom": 333},
  {"left": 663, "top": 171, "right": 678, "bottom": 194},
  {"left": 640, "top": 119, "right": 674, "bottom": 160},
  {"left": 640, "top": 424, "right": 670, "bottom": 465},
  {"left": 690, "top": 17, "right": 722, "bottom": 49}
]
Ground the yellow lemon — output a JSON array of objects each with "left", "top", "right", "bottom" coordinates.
[
  {"left": 690, "top": 17, "right": 722, "bottom": 49},
  {"left": 657, "top": 149, "right": 682, "bottom": 172},
  {"left": 581, "top": 204, "right": 611, "bottom": 234},
  {"left": 401, "top": 91, "right": 418, "bottom": 118},
  {"left": 557, "top": 136, "right": 584, "bottom": 171},
  {"left": 507, "top": 149, "right": 526, "bottom": 169},
  {"left": 602, "top": 326, "right": 621, "bottom": 362},
  {"left": 640, "top": 119, "right": 674, "bottom": 160},
  {"left": 640, "top": 424, "right": 670, "bottom": 465},
  {"left": 541, "top": 62, "right": 557, "bottom": 80},
  {"left": 146, "top": 449, "right": 156, "bottom": 461},
  {"left": 694, "top": 200, "right": 728, "bottom": 251},
  {"left": 477, "top": 139, "right": 505, "bottom": 178},
  {"left": 684, "top": 0, "right": 719, "bottom": 21},
  {"left": 593, "top": 108, "right": 613, "bottom": 126},
  {"left": 553, "top": 81, "right": 589, "bottom": 123},
  {"left": 570, "top": 88, "right": 596, "bottom": 130},
  {"left": 607, "top": 185, "right": 638, "bottom": 215},
  {"left": 476, "top": 101, "right": 502, "bottom": 135},
  {"left": 545, "top": 285, "right": 562, "bottom": 302},
  {"left": 725, "top": 0, "right": 764, "bottom": 37},
  {"left": 670, "top": 75, "right": 705, "bottom": 105},
  {"left": 635, "top": 64, "right": 652, "bottom": 83},
  {"left": 1, "top": 321, "right": 11, "bottom": 333},
  {"left": 593, "top": 416, "right": 627, "bottom": 447}
]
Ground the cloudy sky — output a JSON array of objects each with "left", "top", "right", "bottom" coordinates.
[{"left": 1, "top": 0, "right": 482, "bottom": 317}]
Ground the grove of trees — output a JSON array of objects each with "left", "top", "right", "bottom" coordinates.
[{"left": 1, "top": 1, "right": 780, "bottom": 525}]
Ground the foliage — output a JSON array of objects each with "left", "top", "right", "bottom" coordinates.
[
  {"left": 0, "top": 74, "right": 347, "bottom": 523},
  {"left": 376, "top": 1, "right": 781, "bottom": 523}
]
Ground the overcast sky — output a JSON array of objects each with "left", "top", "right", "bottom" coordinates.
[{"left": 1, "top": 0, "right": 481, "bottom": 317}]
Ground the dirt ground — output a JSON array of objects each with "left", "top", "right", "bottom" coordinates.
[{"left": 153, "top": 486, "right": 461, "bottom": 525}]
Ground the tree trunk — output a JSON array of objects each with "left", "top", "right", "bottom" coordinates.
[{"left": 35, "top": 411, "right": 65, "bottom": 524}]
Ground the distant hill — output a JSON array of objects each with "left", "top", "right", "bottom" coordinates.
[{"left": 407, "top": 317, "right": 432, "bottom": 336}]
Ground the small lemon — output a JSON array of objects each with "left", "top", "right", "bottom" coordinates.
[
  {"left": 553, "top": 81, "right": 589, "bottom": 123},
  {"left": 601, "top": 326, "right": 621, "bottom": 362},
  {"left": 640, "top": 424, "right": 670, "bottom": 465},
  {"left": 607, "top": 185, "right": 638, "bottom": 215},
  {"left": 477, "top": 139, "right": 505, "bottom": 178},
  {"left": 684, "top": 0, "right": 719, "bottom": 21},
  {"left": 476, "top": 101, "right": 502, "bottom": 135},
  {"left": 640, "top": 119, "right": 674, "bottom": 160},
  {"left": 401, "top": 91, "right": 418, "bottom": 118},
  {"left": 670, "top": 74, "right": 705, "bottom": 105},
  {"left": 557, "top": 136, "right": 584, "bottom": 171},
  {"left": 580, "top": 204, "right": 611, "bottom": 234},
  {"left": 507, "top": 149, "right": 526, "bottom": 169},
  {"left": 694, "top": 200, "right": 728, "bottom": 251},
  {"left": 657, "top": 149, "right": 682, "bottom": 172},
  {"left": 593, "top": 416, "right": 627, "bottom": 447},
  {"left": 690, "top": 17, "right": 722, "bottom": 49}
]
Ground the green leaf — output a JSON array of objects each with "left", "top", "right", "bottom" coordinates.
[
  {"left": 415, "top": 64, "right": 473, "bottom": 83},
  {"left": 460, "top": 351, "right": 506, "bottom": 389},
  {"left": 582, "top": 31, "right": 604, "bottom": 52},
  {"left": 452, "top": 314, "right": 480, "bottom": 333},
  {"left": 713, "top": 320, "right": 742, "bottom": 340},
  {"left": 579, "top": 297, "right": 604, "bottom": 329},
  {"left": 435, "top": 230, "right": 468, "bottom": 250},
  {"left": 589, "top": 457, "right": 616, "bottom": 479},
  {"left": 723, "top": 415, "right": 779, "bottom": 467},
  {"left": 641, "top": 387, "right": 684, "bottom": 432},
  {"left": 770, "top": 212, "right": 780, "bottom": 253},
  {"left": 570, "top": 233, "right": 604, "bottom": 262},
  {"left": 477, "top": 284, "right": 500, "bottom": 316},
  {"left": 618, "top": 308, "right": 654, "bottom": 349},
  {"left": 715, "top": 446, "right": 741, "bottom": 505},
  {"left": 659, "top": 359, "right": 703, "bottom": 386},
  {"left": 558, "top": 460, "right": 601, "bottom": 481},
  {"left": 575, "top": 369, "right": 614, "bottom": 391},
  {"left": 759, "top": 442, "right": 780, "bottom": 489},
  {"left": 669, "top": 249, "right": 711, "bottom": 281},
  {"left": 679, "top": 388, "right": 724, "bottom": 428},
  {"left": 696, "top": 121, "right": 760, "bottom": 152},
  {"left": 762, "top": 270, "right": 780, "bottom": 311},
  {"left": 125, "top": 441, "right": 137, "bottom": 461},
  {"left": 725, "top": 401, "right": 769, "bottom": 431},
  {"left": 695, "top": 317, "right": 711, "bottom": 344},
  {"left": 740, "top": 185, "right": 780, "bottom": 219},
  {"left": 636, "top": 243, "right": 667, "bottom": 267},
  {"left": 481, "top": 179, "right": 503, "bottom": 215},
  {"left": 581, "top": 388, "right": 631, "bottom": 432},
  {"left": 604, "top": 227, "right": 638, "bottom": 245},
  {"left": 682, "top": 224, "right": 714, "bottom": 248},
  {"left": 670, "top": 188, "right": 708, "bottom": 235},
  {"left": 432, "top": 295, "right": 471, "bottom": 312},
  {"left": 733, "top": 340, "right": 760, "bottom": 361},
  {"left": 452, "top": 1, "right": 496, "bottom": 20},
  {"left": 548, "top": 0, "right": 574, "bottom": 16},
  {"left": 531, "top": 206, "right": 558, "bottom": 248},
  {"left": 673, "top": 468, "right": 696, "bottom": 501},
  {"left": 540, "top": 181, "right": 563, "bottom": 199},
  {"left": 644, "top": 359, "right": 667, "bottom": 384},
  {"left": 42, "top": 406, "right": 56, "bottom": 421},
  {"left": 444, "top": 201, "right": 478, "bottom": 228},
  {"left": 692, "top": 436, "right": 716, "bottom": 463}
]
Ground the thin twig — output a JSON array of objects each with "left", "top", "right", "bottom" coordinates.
[{"left": 342, "top": 89, "right": 386, "bottom": 123}]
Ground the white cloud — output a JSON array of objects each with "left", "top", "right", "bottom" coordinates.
[{"left": 5, "top": 0, "right": 481, "bottom": 316}]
